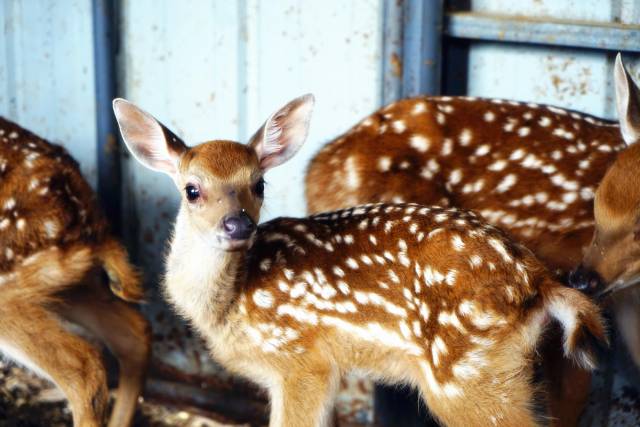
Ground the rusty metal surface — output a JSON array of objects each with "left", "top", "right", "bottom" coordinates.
[
  {"left": 445, "top": 12, "right": 640, "bottom": 53},
  {"left": 0, "top": 0, "right": 98, "bottom": 186}
]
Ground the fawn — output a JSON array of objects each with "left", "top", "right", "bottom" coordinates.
[
  {"left": 0, "top": 117, "right": 151, "bottom": 427},
  {"left": 113, "top": 94, "right": 606, "bottom": 427},
  {"left": 305, "top": 53, "right": 636, "bottom": 425}
]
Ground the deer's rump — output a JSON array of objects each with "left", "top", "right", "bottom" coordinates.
[{"left": 0, "top": 117, "right": 142, "bottom": 302}]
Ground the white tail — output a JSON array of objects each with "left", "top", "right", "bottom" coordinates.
[
  {"left": 0, "top": 117, "right": 150, "bottom": 427},
  {"left": 115, "top": 94, "right": 607, "bottom": 427}
]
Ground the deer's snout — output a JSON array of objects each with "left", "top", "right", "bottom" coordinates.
[
  {"left": 568, "top": 264, "right": 604, "bottom": 295},
  {"left": 223, "top": 211, "right": 256, "bottom": 240}
]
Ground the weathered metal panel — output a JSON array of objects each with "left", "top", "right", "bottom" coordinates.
[
  {"left": 401, "top": 0, "right": 444, "bottom": 98},
  {"left": 381, "top": 0, "right": 404, "bottom": 104},
  {"left": 446, "top": 12, "right": 640, "bottom": 53},
  {"left": 0, "top": 0, "right": 98, "bottom": 186},
  {"left": 468, "top": 45, "right": 613, "bottom": 117},
  {"left": 471, "top": 0, "right": 614, "bottom": 20},
  {"left": 465, "top": 1, "right": 640, "bottom": 120}
]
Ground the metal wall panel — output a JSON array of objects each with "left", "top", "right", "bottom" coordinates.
[
  {"left": 468, "top": 46, "right": 613, "bottom": 117},
  {"left": 472, "top": 0, "right": 614, "bottom": 21},
  {"left": 0, "top": 0, "right": 98, "bottom": 186},
  {"left": 466, "top": 1, "right": 640, "bottom": 120}
]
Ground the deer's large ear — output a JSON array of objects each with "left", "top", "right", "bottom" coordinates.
[
  {"left": 249, "top": 94, "right": 315, "bottom": 171},
  {"left": 113, "top": 98, "right": 187, "bottom": 176},
  {"left": 614, "top": 53, "right": 640, "bottom": 146}
]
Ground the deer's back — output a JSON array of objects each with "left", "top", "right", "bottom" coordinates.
[
  {"left": 0, "top": 117, "right": 108, "bottom": 274},
  {"left": 236, "top": 203, "right": 548, "bottom": 381},
  {"left": 306, "top": 97, "right": 623, "bottom": 270}
]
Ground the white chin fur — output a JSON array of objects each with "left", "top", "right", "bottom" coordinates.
[{"left": 213, "top": 233, "right": 254, "bottom": 251}]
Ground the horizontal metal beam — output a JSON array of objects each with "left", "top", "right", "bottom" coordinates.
[{"left": 445, "top": 12, "right": 640, "bottom": 53}]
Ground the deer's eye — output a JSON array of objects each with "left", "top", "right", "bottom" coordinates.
[
  {"left": 185, "top": 184, "right": 200, "bottom": 202},
  {"left": 254, "top": 178, "right": 265, "bottom": 198}
]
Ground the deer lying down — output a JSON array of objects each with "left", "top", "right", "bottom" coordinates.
[
  {"left": 0, "top": 117, "right": 151, "bottom": 427},
  {"left": 305, "top": 53, "right": 640, "bottom": 425},
  {"left": 113, "top": 94, "right": 606, "bottom": 427}
]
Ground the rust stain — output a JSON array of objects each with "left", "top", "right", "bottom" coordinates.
[
  {"left": 391, "top": 52, "right": 402, "bottom": 77},
  {"left": 103, "top": 133, "right": 118, "bottom": 154}
]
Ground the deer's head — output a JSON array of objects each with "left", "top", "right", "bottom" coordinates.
[{"left": 113, "top": 94, "right": 314, "bottom": 251}]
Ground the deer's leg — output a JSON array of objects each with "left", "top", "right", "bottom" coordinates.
[
  {"left": 540, "top": 330, "right": 591, "bottom": 427},
  {"left": 269, "top": 367, "right": 340, "bottom": 427},
  {"left": 0, "top": 300, "right": 108, "bottom": 427},
  {"left": 56, "top": 284, "right": 151, "bottom": 427},
  {"left": 415, "top": 363, "right": 539, "bottom": 427},
  {"left": 613, "top": 295, "right": 640, "bottom": 367}
]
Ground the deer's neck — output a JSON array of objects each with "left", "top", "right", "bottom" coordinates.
[{"left": 164, "top": 210, "right": 245, "bottom": 332}]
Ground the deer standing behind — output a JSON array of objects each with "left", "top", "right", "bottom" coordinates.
[
  {"left": 306, "top": 54, "right": 638, "bottom": 425},
  {"left": 114, "top": 94, "right": 606, "bottom": 427},
  {"left": 0, "top": 117, "right": 151, "bottom": 427}
]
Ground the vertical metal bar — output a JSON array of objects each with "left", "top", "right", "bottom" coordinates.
[
  {"left": 92, "top": 0, "right": 121, "bottom": 233},
  {"left": 402, "top": 0, "right": 443, "bottom": 97},
  {"left": 419, "top": 0, "right": 443, "bottom": 95},
  {"left": 376, "top": 1, "right": 445, "bottom": 421},
  {"left": 381, "top": 0, "right": 404, "bottom": 105}
]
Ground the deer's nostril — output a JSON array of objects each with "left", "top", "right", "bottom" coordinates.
[
  {"left": 568, "top": 265, "right": 604, "bottom": 295},
  {"left": 222, "top": 212, "right": 256, "bottom": 240}
]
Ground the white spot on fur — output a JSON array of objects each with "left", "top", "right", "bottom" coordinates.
[
  {"left": 392, "top": 120, "right": 406, "bottom": 133},
  {"left": 488, "top": 160, "right": 507, "bottom": 171},
  {"left": 431, "top": 336, "right": 448, "bottom": 366},
  {"left": 459, "top": 129, "right": 472, "bottom": 146},
  {"left": 452, "top": 235, "right": 465, "bottom": 251},
  {"left": 441, "top": 139, "right": 453, "bottom": 156},
  {"left": 377, "top": 156, "right": 391, "bottom": 172},
  {"left": 409, "top": 135, "right": 430, "bottom": 152},
  {"left": 412, "top": 102, "right": 427, "bottom": 115},
  {"left": 253, "top": 289, "right": 274, "bottom": 308},
  {"left": 3, "top": 198, "right": 15, "bottom": 210},
  {"left": 509, "top": 148, "right": 525, "bottom": 161},
  {"left": 496, "top": 174, "right": 517, "bottom": 193},
  {"left": 449, "top": 169, "right": 462, "bottom": 185},
  {"left": 474, "top": 144, "right": 490, "bottom": 156},
  {"left": 345, "top": 157, "right": 360, "bottom": 189},
  {"left": 488, "top": 238, "right": 512, "bottom": 263}
]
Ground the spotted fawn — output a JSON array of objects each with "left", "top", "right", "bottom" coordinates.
[{"left": 114, "top": 94, "right": 606, "bottom": 427}]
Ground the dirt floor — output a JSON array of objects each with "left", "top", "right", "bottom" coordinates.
[{"left": 0, "top": 359, "right": 246, "bottom": 427}]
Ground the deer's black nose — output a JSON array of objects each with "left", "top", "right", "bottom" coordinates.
[
  {"left": 568, "top": 265, "right": 604, "bottom": 295},
  {"left": 223, "top": 211, "right": 256, "bottom": 240}
]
